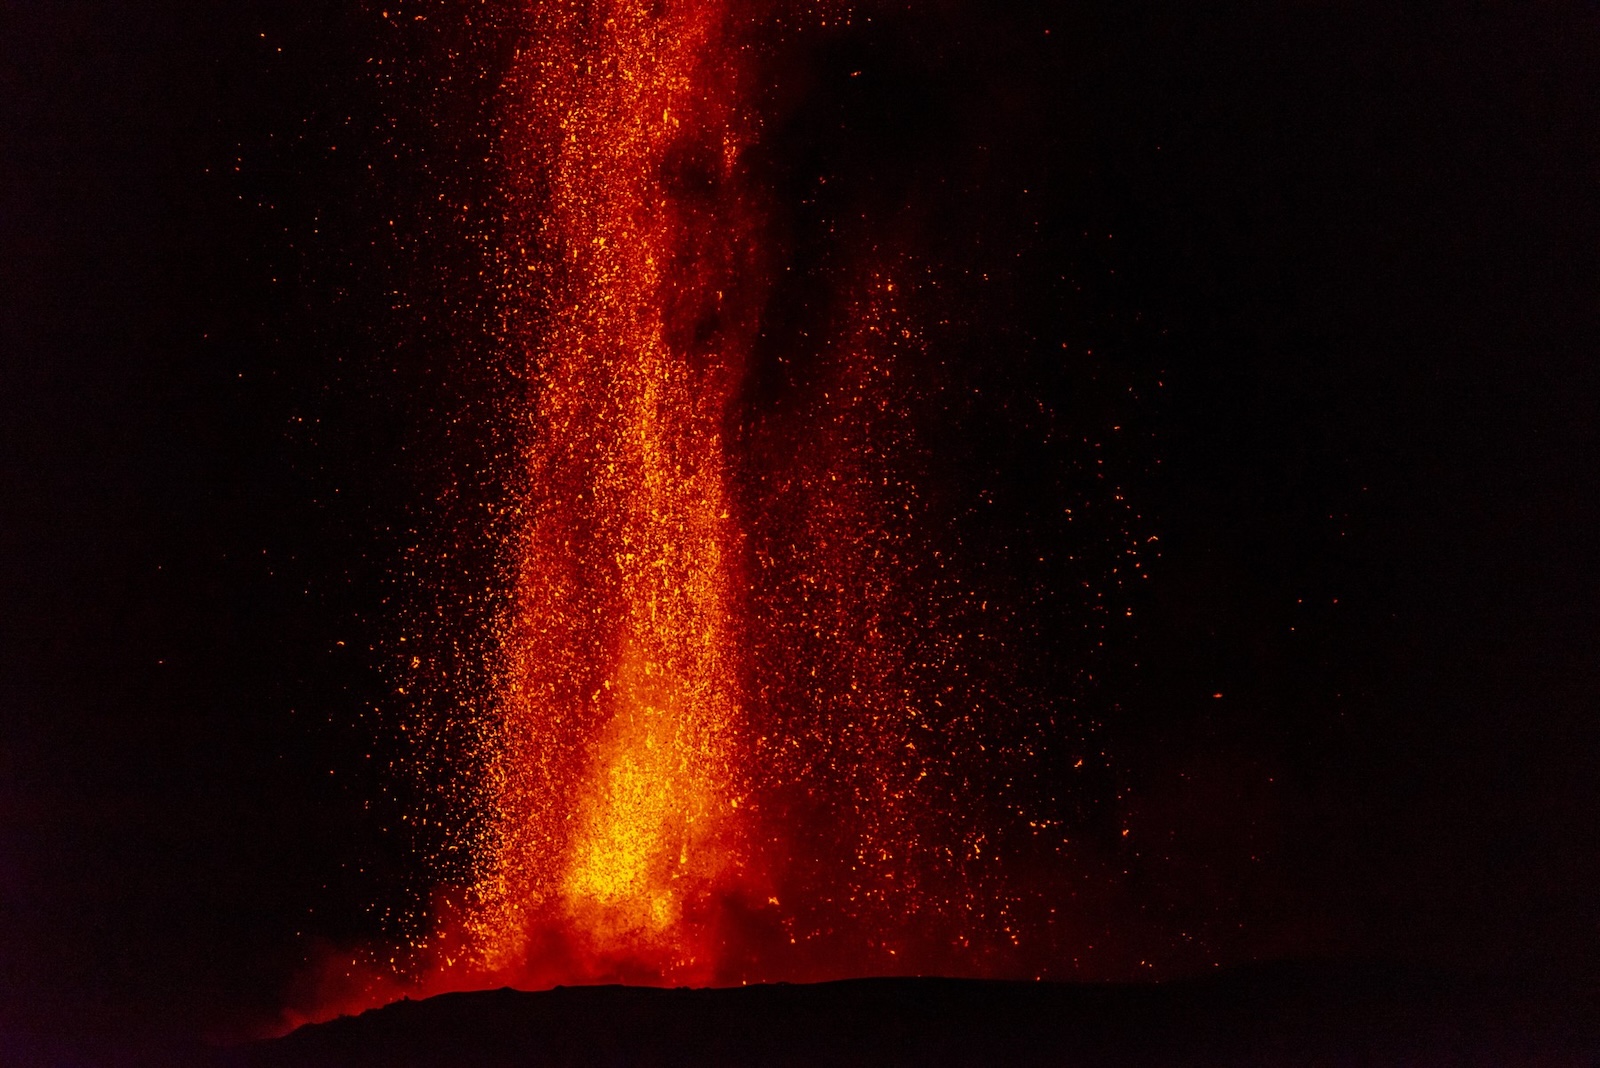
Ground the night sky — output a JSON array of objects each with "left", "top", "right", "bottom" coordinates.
[{"left": 3, "top": 0, "right": 1597, "bottom": 1060}]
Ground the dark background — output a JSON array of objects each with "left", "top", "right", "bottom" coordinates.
[{"left": 2, "top": 0, "right": 1596, "bottom": 1060}]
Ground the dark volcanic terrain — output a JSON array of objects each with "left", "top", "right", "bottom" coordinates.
[{"left": 216, "top": 965, "right": 1598, "bottom": 1068}]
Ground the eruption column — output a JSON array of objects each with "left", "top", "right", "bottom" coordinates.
[
  {"left": 464, "top": 0, "right": 772, "bottom": 982},
  {"left": 281, "top": 2, "right": 1157, "bottom": 1028}
]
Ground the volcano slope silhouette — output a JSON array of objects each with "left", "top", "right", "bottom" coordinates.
[{"left": 218, "top": 964, "right": 1597, "bottom": 1068}]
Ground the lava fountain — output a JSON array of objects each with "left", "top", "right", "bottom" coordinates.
[
  {"left": 290, "top": 0, "right": 1156, "bottom": 1024},
  {"left": 457, "top": 0, "right": 785, "bottom": 985}
]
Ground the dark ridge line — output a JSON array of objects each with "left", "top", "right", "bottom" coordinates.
[{"left": 216, "top": 961, "right": 1600, "bottom": 1068}]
